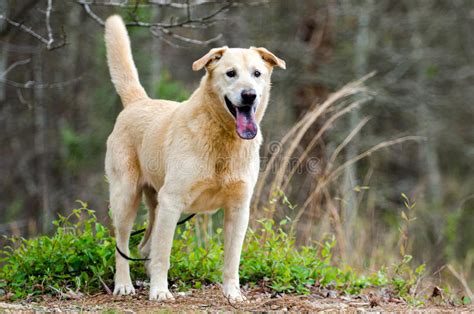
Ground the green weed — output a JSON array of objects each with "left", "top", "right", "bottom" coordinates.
[
  {"left": 0, "top": 201, "right": 425, "bottom": 301},
  {"left": 0, "top": 201, "right": 115, "bottom": 299}
]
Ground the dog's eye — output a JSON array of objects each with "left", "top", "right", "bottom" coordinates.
[
  {"left": 254, "top": 70, "right": 261, "bottom": 77},
  {"left": 226, "top": 70, "right": 236, "bottom": 78}
]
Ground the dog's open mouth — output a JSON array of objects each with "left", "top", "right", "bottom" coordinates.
[{"left": 224, "top": 96, "right": 258, "bottom": 140}]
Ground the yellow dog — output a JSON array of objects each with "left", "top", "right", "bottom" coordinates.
[{"left": 104, "top": 15, "right": 285, "bottom": 301}]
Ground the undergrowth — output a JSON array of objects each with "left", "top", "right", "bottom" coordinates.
[{"left": 1, "top": 201, "right": 425, "bottom": 301}]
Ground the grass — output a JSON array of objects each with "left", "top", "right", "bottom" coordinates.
[{"left": 0, "top": 200, "right": 431, "bottom": 303}]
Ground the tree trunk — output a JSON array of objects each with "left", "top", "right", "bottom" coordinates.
[
  {"left": 0, "top": 0, "right": 8, "bottom": 102},
  {"left": 410, "top": 6, "right": 442, "bottom": 205},
  {"left": 33, "top": 51, "right": 51, "bottom": 233},
  {"left": 149, "top": 7, "right": 162, "bottom": 97},
  {"left": 343, "top": 0, "right": 373, "bottom": 254}
]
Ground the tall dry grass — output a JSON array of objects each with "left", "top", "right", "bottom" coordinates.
[{"left": 252, "top": 74, "right": 422, "bottom": 266}]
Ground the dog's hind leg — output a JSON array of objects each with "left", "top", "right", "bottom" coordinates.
[
  {"left": 139, "top": 185, "right": 157, "bottom": 261},
  {"left": 109, "top": 169, "right": 141, "bottom": 296}
]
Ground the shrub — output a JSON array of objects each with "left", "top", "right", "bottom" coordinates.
[
  {"left": 0, "top": 201, "right": 115, "bottom": 299},
  {"left": 0, "top": 201, "right": 425, "bottom": 301}
]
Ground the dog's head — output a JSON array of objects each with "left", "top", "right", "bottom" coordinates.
[{"left": 193, "top": 46, "right": 286, "bottom": 140}]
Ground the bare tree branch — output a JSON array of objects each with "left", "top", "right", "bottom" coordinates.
[
  {"left": 76, "top": 0, "right": 252, "bottom": 46},
  {"left": 0, "top": 75, "right": 82, "bottom": 89},
  {"left": 45, "top": 0, "right": 54, "bottom": 49},
  {"left": 78, "top": 0, "right": 233, "bottom": 28},
  {"left": 186, "top": 0, "right": 191, "bottom": 21},
  {"left": 0, "top": 58, "right": 31, "bottom": 78},
  {"left": 0, "top": 13, "right": 66, "bottom": 50},
  {"left": 152, "top": 27, "right": 222, "bottom": 46},
  {"left": 151, "top": 31, "right": 185, "bottom": 49},
  {"left": 76, "top": 0, "right": 269, "bottom": 9},
  {"left": 81, "top": 3, "right": 105, "bottom": 26}
]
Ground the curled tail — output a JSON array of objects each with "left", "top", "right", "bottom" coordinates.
[{"left": 105, "top": 15, "right": 148, "bottom": 106}]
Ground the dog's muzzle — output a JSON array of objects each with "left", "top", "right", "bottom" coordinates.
[{"left": 224, "top": 96, "right": 258, "bottom": 140}]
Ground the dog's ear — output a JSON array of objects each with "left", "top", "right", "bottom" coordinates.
[
  {"left": 192, "top": 46, "right": 229, "bottom": 71},
  {"left": 250, "top": 47, "right": 286, "bottom": 69}
]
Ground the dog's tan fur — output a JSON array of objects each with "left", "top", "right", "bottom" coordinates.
[{"left": 104, "top": 15, "right": 285, "bottom": 301}]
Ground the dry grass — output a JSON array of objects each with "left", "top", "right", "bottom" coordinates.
[{"left": 252, "top": 73, "right": 423, "bottom": 262}]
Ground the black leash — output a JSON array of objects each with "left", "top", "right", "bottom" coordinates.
[{"left": 115, "top": 214, "right": 196, "bottom": 262}]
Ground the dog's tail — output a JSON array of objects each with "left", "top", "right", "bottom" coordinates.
[{"left": 105, "top": 15, "right": 148, "bottom": 106}]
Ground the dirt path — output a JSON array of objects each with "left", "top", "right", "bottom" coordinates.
[{"left": 0, "top": 285, "right": 471, "bottom": 312}]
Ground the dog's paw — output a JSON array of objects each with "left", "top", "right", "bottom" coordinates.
[
  {"left": 223, "top": 283, "right": 247, "bottom": 302},
  {"left": 113, "top": 283, "right": 136, "bottom": 296},
  {"left": 149, "top": 287, "right": 174, "bottom": 301}
]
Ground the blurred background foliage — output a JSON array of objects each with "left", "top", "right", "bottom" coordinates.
[{"left": 0, "top": 0, "right": 472, "bottom": 292}]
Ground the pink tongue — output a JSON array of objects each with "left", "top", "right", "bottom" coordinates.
[{"left": 235, "top": 107, "right": 258, "bottom": 139}]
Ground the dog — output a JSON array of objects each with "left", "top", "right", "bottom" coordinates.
[{"left": 104, "top": 15, "right": 285, "bottom": 301}]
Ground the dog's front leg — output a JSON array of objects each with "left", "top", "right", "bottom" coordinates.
[
  {"left": 148, "top": 191, "right": 182, "bottom": 301},
  {"left": 223, "top": 202, "right": 250, "bottom": 302}
]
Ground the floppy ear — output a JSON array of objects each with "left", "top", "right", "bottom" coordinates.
[
  {"left": 250, "top": 47, "right": 286, "bottom": 69},
  {"left": 192, "top": 46, "right": 229, "bottom": 71}
]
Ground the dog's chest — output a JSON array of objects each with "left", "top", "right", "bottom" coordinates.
[{"left": 184, "top": 179, "right": 247, "bottom": 213}]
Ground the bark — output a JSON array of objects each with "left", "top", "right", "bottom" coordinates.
[
  {"left": 410, "top": 5, "right": 442, "bottom": 205},
  {"left": 343, "top": 0, "right": 373, "bottom": 254},
  {"left": 33, "top": 50, "right": 51, "bottom": 233},
  {"left": 149, "top": 7, "right": 162, "bottom": 98},
  {"left": 0, "top": 0, "right": 8, "bottom": 102}
]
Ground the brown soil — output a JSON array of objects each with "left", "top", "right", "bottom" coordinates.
[{"left": 0, "top": 285, "right": 471, "bottom": 312}]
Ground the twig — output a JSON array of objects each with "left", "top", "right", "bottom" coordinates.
[
  {"left": 79, "top": 0, "right": 232, "bottom": 29},
  {"left": 150, "top": 30, "right": 186, "bottom": 49},
  {"left": 48, "top": 285, "right": 65, "bottom": 299},
  {"left": 0, "top": 58, "right": 31, "bottom": 78},
  {"left": 79, "top": 0, "right": 231, "bottom": 46},
  {"left": 0, "top": 75, "right": 82, "bottom": 89},
  {"left": 0, "top": 15, "right": 47, "bottom": 45},
  {"left": 16, "top": 88, "right": 32, "bottom": 109},
  {"left": 81, "top": 3, "right": 104, "bottom": 26},
  {"left": 98, "top": 275, "right": 112, "bottom": 295},
  {"left": 156, "top": 28, "right": 223, "bottom": 46},
  {"left": 77, "top": 0, "right": 269, "bottom": 9},
  {"left": 45, "top": 0, "right": 54, "bottom": 49},
  {"left": 447, "top": 264, "right": 474, "bottom": 299},
  {"left": 222, "top": 292, "right": 242, "bottom": 310},
  {"left": 186, "top": 0, "right": 191, "bottom": 21},
  {"left": 0, "top": 14, "right": 66, "bottom": 50}
]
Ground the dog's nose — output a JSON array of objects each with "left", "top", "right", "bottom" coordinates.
[{"left": 241, "top": 89, "right": 257, "bottom": 105}]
